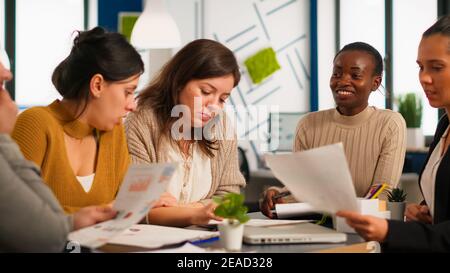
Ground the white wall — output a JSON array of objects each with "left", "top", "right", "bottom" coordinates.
[
  {"left": 0, "top": 0, "right": 4, "bottom": 49},
  {"left": 393, "top": 0, "right": 437, "bottom": 136},
  {"left": 167, "top": 0, "right": 200, "bottom": 46},
  {"left": 317, "top": 0, "right": 336, "bottom": 110},
  {"left": 137, "top": 0, "right": 201, "bottom": 91},
  {"left": 88, "top": 0, "right": 98, "bottom": 29},
  {"left": 204, "top": 0, "right": 311, "bottom": 170},
  {"left": 15, "top": 0, "right": 84, "bottom": 107},
  {"left": 169, "top": 0, "right": 311, "bottom": 170},
  {"left": 340, "top": 0, "right": 386, "bottom": 109}
]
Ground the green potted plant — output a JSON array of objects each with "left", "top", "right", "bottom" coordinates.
[
  {"left": 387, "top": 188, "right": 407, "bottom": 221},
  {"left": 397, "top": 93, "right": 424, "bottom": 148},
  {"left": 213, "top": 193, "right": 249, "bottom": 251}
]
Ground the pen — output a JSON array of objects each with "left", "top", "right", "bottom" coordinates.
[
  {"left": 366, "top": 183, "right": 388, "bottom": 199},
  {"left": 272, "top": 191, "right": 291, "bottom": 200},
  {"left": 370, "top": 183, "right": 388, "bottom": 199},
  {"left": 364, "top": 184, "right": 380, "bottom": 199},
  {"left": 191, "top": 236, "right": 219, "bottom": 245}
]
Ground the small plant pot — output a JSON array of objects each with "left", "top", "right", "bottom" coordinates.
[
  {"left": 387, "top": 202, "right": 406, "bottom": 221},
  {"left": 218, "top": 219, "right": 244, "bottom": 251}
]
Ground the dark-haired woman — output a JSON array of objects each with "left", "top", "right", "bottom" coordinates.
[
  {"left": 12, "top": 27, "right": 144, "bottom": 213},
  {"left": 125, "top": 39, "right": 245, "bottom": 227},
  {"left": 338, "top": 15, "right": 450, "bottom": 252},
  {"left": 260, "top": 42, "right": 407, "bottom": 218}
]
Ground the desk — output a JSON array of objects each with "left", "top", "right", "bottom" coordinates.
[
  {"left": 195, "top": 212, "right": 364, "bottom": 253},
  {"left": 98, "top": 212, "right": 364, "bottom": 253}
]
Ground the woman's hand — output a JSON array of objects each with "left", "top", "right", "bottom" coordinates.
[
  {"left": 336, "top": 210, "right": 388, "bottom": 242},
  {"left": 73, "top": 206, "right": 117, "bottom": 230},
  {"left": 259, "top": 189, "right": 285, "bottom": 219},
  {"left": 190, "top": 203, "right": 223, "bottom": 225},
  {"left": 405, "top": 204, "right": 432, "bottom": 223},
  {"left": 152, "top": 192, "right": 178, "bottom": 208}
]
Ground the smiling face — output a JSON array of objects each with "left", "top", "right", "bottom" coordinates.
[
  {"left": 178, "top": 74, "right": 234, "bottom": 128},
  {"left": 330, "top": 50, "right": 382, "bottom": 116},
  {"left": 417, "top": 34, "right": 450, "bottom": 111},
  {"left": 86, "top": 73, "right": 140, "bottom": 131}
]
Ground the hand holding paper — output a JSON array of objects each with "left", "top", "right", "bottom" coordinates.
[
  {"left": 265, "top": 143, "right": 358, "bottom": 214},
  {"left": 68, "top": 163, "right": 177, "bottom": 248}
]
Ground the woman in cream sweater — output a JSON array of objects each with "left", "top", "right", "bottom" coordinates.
[
  {"left": 261, "top": 42, "right": 407, "bottom": 218},
  {"left": 125, "top": 39, "right": 246, "bottom": 227}
]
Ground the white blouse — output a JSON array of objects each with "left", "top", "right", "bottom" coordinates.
[
  {"left": 420, "top": 125, "right": 449, "bottom": 218},
  {"left": 76, "top": 173, "right": 95, "bottom": 193},
  {"left": 165, "top": 143, "right": 212, "bottom": 204}
]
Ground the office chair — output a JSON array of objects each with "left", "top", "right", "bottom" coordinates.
[{"left": 238, "top": 146, "right": 250, "bottom": 183}]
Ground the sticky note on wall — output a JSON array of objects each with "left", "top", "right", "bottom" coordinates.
[
  {"left": 118, "top": 12, "right": 140, "bottom": 42},
  {"left": 244, "top": 47, "right": 281, "bottom": 84}
]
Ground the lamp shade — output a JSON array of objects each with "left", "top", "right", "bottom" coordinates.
[{"left": 131, "top": 0, "right": 181, "bottom": 49}]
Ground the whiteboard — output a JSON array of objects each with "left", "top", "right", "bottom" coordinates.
[{"left": 203, "top": 0, "right": 310, "bottom": 169}]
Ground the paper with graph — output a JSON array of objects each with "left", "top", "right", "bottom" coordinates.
[{"left": 68, "top": 163, "right": 177, "bottom": 249}]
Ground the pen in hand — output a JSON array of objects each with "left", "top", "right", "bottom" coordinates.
[{"left": 272, "top": 191, "right": 291, "bottom": 200}]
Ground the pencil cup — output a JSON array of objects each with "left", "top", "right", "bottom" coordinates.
[
  {"left": 335, "top": 199, "right": 383, "bottom": 233},
  {"left": 218, "top": 219, "right": 244, "bottom": 251}
]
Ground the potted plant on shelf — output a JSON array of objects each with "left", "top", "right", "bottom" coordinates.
[
  {"left": 387, "top": 188, "right": 407, "bottom": 221},
  {"left": 397, "top": 92, "right": 424, "bottom": 148},
  {"left": 213, "top": 193, "right": 250, "bottom": 251}
]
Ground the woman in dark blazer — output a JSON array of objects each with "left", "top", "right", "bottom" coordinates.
[{"left": 337, "top": 14, "right": 450, "bottom": 252}]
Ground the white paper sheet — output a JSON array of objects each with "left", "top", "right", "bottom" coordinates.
[
  {"left": 275, "top": 202, "right": 319, "bottom": 218},
  {"left": 207, "top": 219, "right": 312, "bottom": 227},
  {"left": 265, "top": 143, "right": 358, "bottom": 214},
  {"left": 68, "top": 163, "right": 177, "bottom": 248},
  {"left": 108, "top": 224, "right": 219, "bottom": 249}
]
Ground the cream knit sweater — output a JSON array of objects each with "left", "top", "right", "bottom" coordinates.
[
  {"left": 275, "top": 106, "right": 407, "bottom": 198},
  {"left": 124, "top": 106, "right": 246, "bottom": 204}
]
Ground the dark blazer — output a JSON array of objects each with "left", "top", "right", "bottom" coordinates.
[{"left": 383, "top": 115, "right": 450, "bottom": 252}]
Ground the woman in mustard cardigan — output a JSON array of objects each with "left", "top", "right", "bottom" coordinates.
[
  {"left": 1, "top": 52, "right": 117, "bottom": 252},
  {"left": 12, "top": 27, "right": 143, "bottom": 213}
]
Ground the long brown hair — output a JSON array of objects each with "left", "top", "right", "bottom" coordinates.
[{"left": 137, "top": 39, "right": 240, "bottom": 157}]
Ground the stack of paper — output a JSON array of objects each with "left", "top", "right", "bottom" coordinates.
[
  {"left": 274, "top": 202, "right": 319, "bottom": 218},
  {"left": 108, "top": 224, "right": 219, "bottom": 249}
]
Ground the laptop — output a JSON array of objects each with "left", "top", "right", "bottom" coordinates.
[{"left": 243, "top": 222, "right": 347, "bottom": 245}]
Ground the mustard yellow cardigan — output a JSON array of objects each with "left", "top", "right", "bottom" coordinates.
[{"left": 12, "top": 100, "right": 130, "bottom": 213}]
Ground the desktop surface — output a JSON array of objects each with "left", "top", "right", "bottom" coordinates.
[
  {"left": 196, "top": 212, "right": 363, "bottom": 253},
  {"left": 97, "top": 212, "right": 364, "bottom": 253}
]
